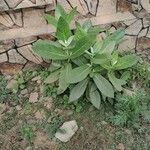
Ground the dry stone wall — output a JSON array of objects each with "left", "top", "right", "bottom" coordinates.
[{"left": 0, "top": 0, "right": 150, "bottom": 74}]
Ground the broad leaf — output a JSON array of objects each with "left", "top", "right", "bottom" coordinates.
[
  {"left": 72, "top": 56, "right": 88, "bottom": 66},
  {"left": 121, "top": 71, "right": 131, "bottom": 81},
  {"left": 75, "top": 23, "right": 87, "bottom": 40},
  {"left": 64, "top": 63, "right": 72, "bottom": 81},
  {"left": 57, "top": 65, "right": 70, "bottom": 94},
  {"left": 111, "top": 52, "right": 118, "bottom": 66},
  {"left": 32, "top": 40, "right": 68, "bottom": 60},
  {"left": 70, "top": 36, "right": 94, "bottom": 59},
  {"left": 55, "top": 3, "right": 67, "bottom": 19},
  {"left": 56, "top": 17, "right": 72, "bottom": 41},
  {"left": 92, "top": 41, "right": 103, "bottom": 53},
  {"left": 93, "top": 74, "right": 114, "bottom": 98},
  {"left": 100, "top": 41, "right": 116, "bottom": 54},
  {"left": 92, "top": 54, "right": 110, "bottom": 65},
  {"left": 108, "top": 72, "right": 126, "bottom": 91},
  {"left": 45, "top": 14, "right": 57, "bottom": 27},
  {"left": 66, "top": 7, "right": 77, "bottom": 23},
  {"left": 89, "top": 83, "right": 101, "bottom": 109},
  {"left": 69, "top": 78, "right": 88, "bottom": 102},
  {"left": 88, "top": 26, "right": 105, "bottom": 36},
  {"left": 104, "top": 28, "right": 125, "bottom": 45},
  {"left": 82, "top": 19, "right": 92, "bottom": 32},
  {"left": 113, "top": 55, "right": 139, "bottom": 70},
  {"left": 44, "top": 70, "right": 60, "bottom": 84},
  {"left": 68, "top": 64, "right": 91, "bottom": 83}
]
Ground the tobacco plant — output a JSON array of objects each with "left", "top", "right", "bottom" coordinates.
[{"left": 33, "top": 4, "right": 139, "bottom": 109}]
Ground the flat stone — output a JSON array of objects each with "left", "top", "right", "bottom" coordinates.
[
  {"left": 17, "top": 45, "right": 43, "bottom": 64},
  {"left": 8, "top": 49, "right": 27, "bottom": 64},
  {"left": 0, "top": 12, "right": 14, "bottom": 28},
  {"left": 23, "top": 61, "right": 41, "bottom": 71},
  {"left": 15, "top": 36, "right": 37, "bottom": 47},
  {"left": 0, "top": 53, "right": 8, "bottom": 63},
  {"left": 5, "top": 0, "right": 23, "bottom": 9},
  {"left": 16, "top": 0, "right": 53, "bottom": 10},
  {"left": 137, "top": 37, "right": 150, "bottom": 51},
  {"left": 117, "top": 0, "right": 132, "bottom": 12},
  {"left": 0, "top": 0, "right": 9, "bottom": 11},
  {"left": 125, "top": 19, "right": 142, "bottom": 35},
  {"left": 29, "top": 92, "right": 39, "bottom": 103},
  {"left": 69, "top": 0, "right": 88, "bottom": 15},
  {"left": 118, "top": 35, "right": 137, "bottom": 52},
  {"left": 0, "top": 63, "right": 23, "bottom": 75},
  {"left": 97, "top": 0, "right": 117, "bottom": 16},
  {"left": 55, "top": 120, "right": 78, "bottom": 142},
  {"left": 86, "top": 0, "right": 98, "bottom": 15},
  {"left": 143, "top": 16, "right": 150, "bottom": 28},
  {"left": 141, "top": 0, "right": 150, "bottom": 13},
  {"left": 146, "top": 29, "right": 150, "bottom": 38},
  {"left": 45, "top": 4, "right": 54, "bottom": 12},
  {"left": 20, "top": 89, "right": 28, "bottom": 95},
  {"left": 0, "top": 39, "right": 15, "bottom": 53},
  {"left": 0, "top": 12, "right": 136, "bottom": 41},
  {"left": 138, "top": 28, "right": 148, "bottom": 38},
  {"left": 123, "top": 18, "right": 137, "bottom": 26},
  {"left": 9, "top": 10, "right": 23, "bottom": 27},
  {"left": 23, "top": 8, "right": 46, "bottom": 28}
]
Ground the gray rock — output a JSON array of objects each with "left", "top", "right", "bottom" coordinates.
[
  {"left": 0, "top": 39, "right": 15, "bottom": 53},
  {"left": 0, "top": 53, "right": 8, "bottom": 63},
  {"left": 29, "top": 92, "right": 39, "bottom": 103},
  {"left": 8, "top": 49, "right": 27, "bottom": 64},
  {"left": 55, "top": 120, "right": 78, "bottom": 142},
  {"left": 125, "top": 19, "right": 142, "bottom": 35},
  {"left": 138, "top": 28, "right": 148, "bottom": 38},
  {"left": 15, "top": 36, "right": 37, "bottom": 47},
  {"left": 118, "top": 36, "right": 137, "bottom": 52},
  {"left": 17, "top": 45, "right": 42, "bottom": 64},
  {"left": 141, "top": 0, "right": 150, "bottom": 14}
]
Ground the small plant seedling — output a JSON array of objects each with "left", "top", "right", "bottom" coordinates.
[{"left": 20, "top": 122, "right": 35, "bottom": 145}]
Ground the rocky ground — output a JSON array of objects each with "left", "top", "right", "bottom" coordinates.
[{"left": 0, "top": 60, "right": 150, "bottom": 150}]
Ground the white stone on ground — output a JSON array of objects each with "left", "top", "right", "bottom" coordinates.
[
  {"left": 55, "top": 120, "right": 78, "bottom": 142},
  {"left": 29, "top": 92, "right": 39, "bottom": 103}
]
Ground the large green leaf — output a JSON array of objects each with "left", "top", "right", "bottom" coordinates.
[
  {"left": 55, "top": 4, "right": 67, "bottom": 19},
  {"left": 108, "top": 72, "right": 126, "bottom": 91},
  {"left": 32, "top": 40, "right": 68, "bottom": 60},
  {"left": 100, "top": 41, "right": 116, "bottom": 54},
  {"left": 70, "top": 36, "right": 94, "bottom": 59},
  {"left": 82, "top": 19, "right": 92, "bottom": 32},
  {"left": 71, "top": 56, "right": 88, "bottom": 66},
  {"left": 89, "top": 83, "right": 101, "bottom": 109},
  {"left": 113, "top": 55, "right": 139, "bottom": 70},
  {"left": 88, "top": 26, "right": 105, "bottom": 36},
  {"left": 45, "top": 14, "right": 57, "bottom": 27},
  {"left": 44, "top": 70, "right": 60, "bottom": 84},
  {"left": 56, "top": 17, "right": 72, "bottom": 41},
  {"left": 92, "top": 54, "right": 110, "bottom": 65},
  {"left": 93, "top": 74, "right": 114, "bottom": 98},
  {"left": 57, "top": 65, "right": 71, "bottom": 94},
  {"left": 66, "top": 7, "right": 77, "bottom": 23},
  {"left": 92, "top": 41, "right": 103, "bottom": 53},
  {"left": 105, "top": 28, "right": 125, "bottom": 45},
  {"left": 69, "top": 78, "right": 88, "bottom": 102},
  {"left": 68, "top": 64, "right": 91, "bottom": 83},
  {"left": 75, "top": 23, "right": 87, "bottom": 40}
]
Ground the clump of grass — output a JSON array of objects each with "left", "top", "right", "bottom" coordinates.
[{"left": 110, "top": 90, "right": 150, "bottom": 127}]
